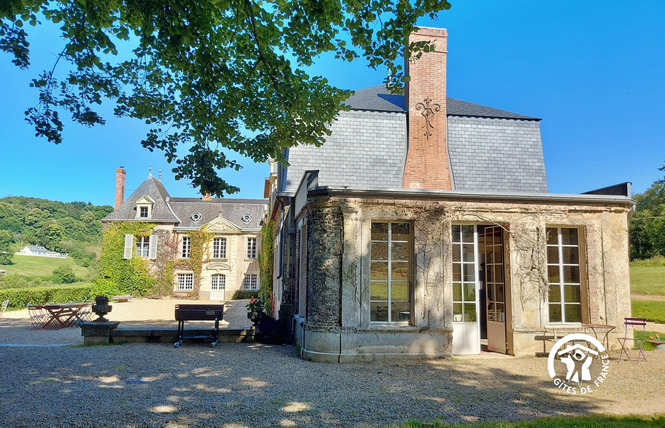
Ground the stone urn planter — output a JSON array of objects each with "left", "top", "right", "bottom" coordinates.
[{"left": 247, "top": 310, "right": 264, "bottom": 326}]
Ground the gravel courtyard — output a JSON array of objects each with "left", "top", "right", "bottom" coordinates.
[{"left": 1, "top": 299, "right": 664, "bottom": 427}]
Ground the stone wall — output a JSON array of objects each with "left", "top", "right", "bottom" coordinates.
[{"left": 297, "top": 192, "right": 632, "bottom": 361}]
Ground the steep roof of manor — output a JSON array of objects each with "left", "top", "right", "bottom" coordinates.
[
  {"left": 343, "top": 85, "right": 540, "bottom": 120},
  {"left": 102, "top": 176, "right": 267, "bottom": 230}
]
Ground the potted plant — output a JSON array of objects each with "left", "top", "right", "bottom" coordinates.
[{"left": 246, "top": 297, "right": 264, "bottom": 325}]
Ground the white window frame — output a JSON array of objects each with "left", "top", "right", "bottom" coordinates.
[
  {"left": 176, "top": 273, "right": 194, "bottom": 292},
  {"left": 180, "top": 236, "right": 191, "bottom": 258},
  {"left": 546, "top": 227, "right": 584, "bottom": 324},
  {"left": 139, "top": 206, "right": 149, "bottom": 218},
  {"left": 213, "top": 237, "right": 227, "bottom": 259},
  {"left": 123, "top": 234, "right": 158, "bottom": 260},
  {"left": 243, "top": 273, "right": 258, "bottom": 291},
  {"left": 211, "top": 274, "right": 226, "bottom": 290},
  {"left": 247, "top": 237, "right": 257, "bottom": 259},
  {"left": 136, "top": 236, "right": 150, "bottom": 258}
]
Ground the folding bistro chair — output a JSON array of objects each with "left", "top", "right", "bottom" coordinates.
[
  {"left": 28, "top": 304, "right": 47, "bottom": 329},
  {"left": 0, "top": 299, "right": 8, "bottom": 318},
  {"left": 618, "top": 317, "right": 647, "bottom": 363}
]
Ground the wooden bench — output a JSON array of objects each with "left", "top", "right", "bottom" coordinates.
[{"left": 112, "top": 295, "right": 133, "bottom": 303}]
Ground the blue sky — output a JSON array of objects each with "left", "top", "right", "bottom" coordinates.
[{"left": 1, "top": 1, "right": 663, "bottom": 206}]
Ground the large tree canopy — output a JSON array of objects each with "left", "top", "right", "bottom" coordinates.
[{"left": 0, "top": 0, "right": 451, "bottom": 196}]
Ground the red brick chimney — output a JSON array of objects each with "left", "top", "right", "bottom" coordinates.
[
  {"left": 114, "top": 167, "right": 126, "bottom": 210},
  {"left": 402, "top": 27, "right": 452, "bottom": 190}
]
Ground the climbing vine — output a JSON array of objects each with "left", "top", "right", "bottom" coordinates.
[
  {"left": 97, "top": 222, "right": 156, "bottom": 297},
  {"left": 158, "top": 229, "right": 213, "bottom": 299},
  {"left": 258, "top": 220, "right": 275, "bottom": 314}
]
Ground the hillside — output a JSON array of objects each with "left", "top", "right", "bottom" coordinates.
[{"left": 0, "top": 196, "right": 113, "bottom": 267}]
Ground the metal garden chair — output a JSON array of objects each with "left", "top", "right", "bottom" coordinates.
[{"left": 618, "top": 317, "right": 647, "bottom": 363}]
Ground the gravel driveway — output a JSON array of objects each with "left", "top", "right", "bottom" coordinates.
[{"left": 1, "top": 299, "right": 664, "bottom": 427}]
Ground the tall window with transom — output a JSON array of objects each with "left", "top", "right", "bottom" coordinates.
[
  {"left": 181, "top": 236, "right": 191, "bottom": 258},
  {"left": 213, "top": 237, "right": 227, "bottom": 259},
  {"left": 370, "top": 222, "right": 411, "bottom": 323},
  {"left": 547, "top": 227, "right": 583, "bottom": 323},
  {"left": 247, "top": 237, "right": 257, "bottom": 259}
]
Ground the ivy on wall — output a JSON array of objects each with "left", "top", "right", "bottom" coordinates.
[
  {"left": 99, "top": 222, "right": 156, "bottom": 297},
  {"left": 258, "top": 220, "right": 275, "bottom": 314},
  {"left": 157, "top": 229, "right": 213, "bottom": 299}
]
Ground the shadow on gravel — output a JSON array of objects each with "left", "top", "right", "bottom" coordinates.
[{"left": 0, "top": 342, "right": 618, "bottom": 427}]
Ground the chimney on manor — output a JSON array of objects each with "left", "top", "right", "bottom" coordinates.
[
  {"left": 114, "top": 167, "right": 126, "bottom": 211},
  {"left": 402, "top": 27, "right": 452, "bottom": 190}
]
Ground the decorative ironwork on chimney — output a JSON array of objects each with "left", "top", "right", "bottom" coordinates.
[{"left": 415, "top": 97, "right": 441, "bottom": 140}]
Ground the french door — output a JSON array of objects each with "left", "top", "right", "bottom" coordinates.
[
  {"left": 452, "top": 225, "right": 480, "bottom": 354},
  {"left": 481, "top": 226, "right": 506, "bottom": 353}
]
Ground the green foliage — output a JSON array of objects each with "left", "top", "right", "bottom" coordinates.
[
  {"left": 258, "top": 220, "right": 274, "bottom": 314},
  {"left": 641, "top": 330, "right": 665, "bottom": 351},
  {"left": 630, "top": 173, "right": 665, "bottom": 260},
  {"left": 2, "top": 254, "right": 87, "bottom": 277},
  {"left": 0, "top": 0, "right": 452, "bottom": 196},
  {"left": 630, "top": 266, "right": 665, "bottom": 295},
  {"left": 52, "top": 265, "right": 76, "bottom": 283},
  {"left": 630, "top": 255, "right": 665, "bottom": 267},
  {"left": 0, "top": 284, "right": 91, "bottom": 309},
  {"left": 632, "top": 300, "right": 665, "bottom": 324},
  {"left": 231, "top": 290, "right": 259, "bottom": 300},
  {"left": 0, "top": 229, "right": 14, "bottom": 265},
  {"left": 390, "top": 415, "right": 665, "bottom": 427},
  {"left": 100, "top": 222, "right": 155, "bottom": 297}
]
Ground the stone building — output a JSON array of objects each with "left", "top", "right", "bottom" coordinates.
[
  {"left": 103, "top": 169, "right": 267, "bottom": 300},
  {"left": 265, "top": 27, "right": 633, "bottom": 361}
]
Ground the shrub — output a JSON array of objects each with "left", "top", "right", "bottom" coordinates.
[
  {"left": 0, "top": 284, "right": 91, "bottom": 309},
  {"left": 630, "top": 255, "right": 665, "bottom": 267},
  {"left": 87, "top": 278, "right": 124, "bottom": 299},
  {"left": 52, "top": 265, "right": 76, "bottom": 284},
  {"left": 231, "top": 290, "right": 259, "bottom": 300}
]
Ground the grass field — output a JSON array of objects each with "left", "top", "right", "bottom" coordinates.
[
  {"left": 629, "top": 266, "right": 665, "bottom": 295},
  {"left": 1, "top": 255, "right": 89, "bottom": 277},
  {"left": 393, "top": 414, "right": 665, "bottom": 427}
]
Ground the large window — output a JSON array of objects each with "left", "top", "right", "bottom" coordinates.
[
  {"left": 176, "top": 273, "right": 194, "bottom": 291},
  {"left": 213, "top": 237, "right": 227, "bottom": 259},
  {"left": 181, "top": 236, "right": 191, "bottom": 258},
  {"left": 136, "top": 236, "right": 150, "bottom": 258},
  {"left": 547, "top": 227, "right": 583, "bottom": 323},
  {"left": 243, "top": 273, "right": 258, "bottom": 291},
  {"left": 211, "top": 274, "right": 225, "bottom": 290},
  {"left": 452, "top": 225, "right": 478, "bottom": 323},
  {"left": 247, "top": 237, "right": 257, "bottom": 259},
  {"left": 123, "top": 234, "right": 157, "bottom": 260},
  {"left": 370, "top": 222, "right": 411, "bottom": 323}
]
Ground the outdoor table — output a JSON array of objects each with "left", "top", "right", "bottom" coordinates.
[
  {"left": 41, "top": 303, "right": 90, "bottom": 329},
  {"left": 582, "top": 324, "right": 616, "bottom": 351}
]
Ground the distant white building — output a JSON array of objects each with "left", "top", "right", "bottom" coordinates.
[{"left": 16, "top": 245, "right": 67, "bottom": 258}]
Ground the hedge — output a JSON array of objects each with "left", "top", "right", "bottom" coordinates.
[
  {"left": 0, "top": 284, "right": 92, "bottom": 309},
  {"left": 231, "top": 290, "right": 259, "bottom": 300}
]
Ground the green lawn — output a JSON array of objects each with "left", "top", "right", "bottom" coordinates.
[
  {"left": 391, "top": 414, "right": 665, "bottom": 427},
  {"left": 630, "top": 266, "right": 665, "bottom": 295},
  {"left": 632, "top": 300, "right": 665, "bottom": 324},
  {"left": 1, "top": 255, "right": 89, "bottom": 277}
]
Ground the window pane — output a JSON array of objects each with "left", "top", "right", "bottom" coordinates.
[
  {"left": 549, "top": 304, "right": 562, "bottom": 322},
  {"left": 462, "top": 225, "right": 474, "bottom": 242},
  {"left": 371, "top": 242, "right": 388, "bottom": 261},
  {"left": 463, "top": 264, "right": 475, "bottom": 281},
  {"left": 391, "top": 263, "right": 409, "bottom": 281},
  {"left": 371, "top": 223, "right": 388, "bottom": 241},
  {"left": 392, "top": 242, "right": 409, "bottom": 262},
  {"left": 452, "top": 243, "right": 461, "bottom": 262},
  {"left": 564, "top": 285, "right": 581, "bottom": 303},
  {"left": 546, "top": 228, "right": 557, "bottom": 245},
  {"left": 371, "top": 303, "right": 388, "bottom": 322},
  {"left": 563, "top": 266, "right": 580, "bottom": 283},
  {"left": 548, "top": 266, "right": 560, "bottom": 283},
  {"left": 495, "top": 266, "right": 503, "bottom": 283},
  {"left": 453, "top": 283, "right": 462, "bottom": 301},
  {"left": 565, "top": 304, "right": 582, "bottom": 323},
  {"left": 463, "top": 283, "right": 475, "bottom": 301},
  {"left": 549, "top": 285, "right": 561, "bottom": 302},
  {"left": 562, "top": 247, "right": 579, "bottom": 264},
  {"left": 370, "top": 281, "right": 388, "bottom": 300},
  {"left": 487, "top": 283, "right": 495, "bottom": 302},
  {"left": 486, "top": 265, "right": 494, "bottom": 283},
  {"left": 453, "top": 303, "right": 462, "bottom": 317},
  {"left": 561, "top": 228, "right": 578, "bottom": 245},
  {"left": 464, "top": 303, "right": 477, "bottom": 322},
  {"left": 547, "top": 246, "right": 559, "bottom": 263},
  {"left": 451, "top": 225, "right": 461, "bottom": 242},
  {"left": 391, "top": 282, "right": 409, "bottom": 301},
  {"left": 453, "top": 263, "right": 461, "bottom": 281},
  {"left": 393, "top": 302, "right": 411, "bottom": 322},
  {"left": 462, "top": 244, "right": 475, "bottom": 262},
  {"left": 495, "top": 283, "right": 504, "bottom": 302},
  {"left": 391, "top": 223, "right": 410, "bottom": 241},
  {"left": 370, "top": 262, "right": 388, "bottom": 281},
  {"left": 493, "top": 246, "right": 502, "bottom": 263}
]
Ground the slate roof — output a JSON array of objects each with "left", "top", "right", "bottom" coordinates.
[
  {"left": 102, "top": 176, "right": 267, "bottom": 230},
  {"left": 344, "top": 85, "right": 540, "bottom": 120}
]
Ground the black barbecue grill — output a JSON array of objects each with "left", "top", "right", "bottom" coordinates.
[{"left": 174, "top": 304, "right": 224, "bottom": 348}]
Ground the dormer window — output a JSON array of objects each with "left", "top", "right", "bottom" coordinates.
[{"left": 135, "top": 196, "right": 155, "bottom": 219}]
